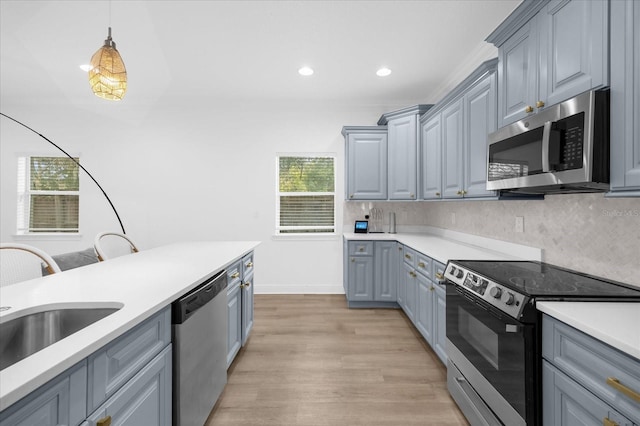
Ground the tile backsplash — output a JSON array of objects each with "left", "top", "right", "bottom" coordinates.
[{"left": 344, "top": 193, "right": 640, "bottom": 287}]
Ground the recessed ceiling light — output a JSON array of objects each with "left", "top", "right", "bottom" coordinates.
[
  {"left": 79, "top": 64, "right": 92, "bottom": 72},
  {"left": 298, "top": 66, "right": 314, "bottom": 76},
  {"left": 376, "top": 67, "right": 392, "bottom": 77}
]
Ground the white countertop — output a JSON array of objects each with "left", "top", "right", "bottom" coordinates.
[
  {"left": 0, "top": 240, "right": 259, "bottom": 411},
  {"left": 537, "top": 301, "right": 640, "bottom": 361},
  {"left": 343, "top": 229, "right": 541, "bottom": 264}
]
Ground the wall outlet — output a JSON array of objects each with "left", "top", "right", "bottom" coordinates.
[{"left": 515, "top": 216, "right": 524, "bottom": 233}]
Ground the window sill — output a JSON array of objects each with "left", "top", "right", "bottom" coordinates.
[
  {"left": 271, "top": 233, "right": 341, "bottom": 242},
  {"left": 13, "top": 233, "right": 83, "bottom": 241}
]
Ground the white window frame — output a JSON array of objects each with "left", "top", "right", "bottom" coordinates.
[
  {"left": 275, "top": 153, "right": 337, "bottom": 236},
  {"left": 17, "top": 155, "right": 80, "bottom": 235}
]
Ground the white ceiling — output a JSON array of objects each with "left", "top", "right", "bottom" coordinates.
[{"left": 0, "top": 0, "right": 521, "bottom": 108}]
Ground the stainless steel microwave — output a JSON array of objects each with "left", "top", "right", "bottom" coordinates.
[{"left": 486, "top": 89, "right": 609, "bottom": 194}]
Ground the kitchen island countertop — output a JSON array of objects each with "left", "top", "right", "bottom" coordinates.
[
  {"left": 0, "top": 240, "right": 259, "bottom": 411},
  {"left": 537, "top": 301, "right": 640, "bottom": 361}
]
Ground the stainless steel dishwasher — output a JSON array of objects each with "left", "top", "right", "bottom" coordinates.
[{"left": 172, "top": 269, "right": 227, "bottom": 426}]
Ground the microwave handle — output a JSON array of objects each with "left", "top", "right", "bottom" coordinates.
[{"left": 541, "top": 121, "right": 552, "bottom": 172}]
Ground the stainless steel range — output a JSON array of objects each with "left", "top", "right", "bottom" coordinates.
[{"left": 444, "top": 260, "right": 640, "bottom": 426}]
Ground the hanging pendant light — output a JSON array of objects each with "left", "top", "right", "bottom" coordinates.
[{"left": 88, "top": 27, "right": 127, "bottom": 101}]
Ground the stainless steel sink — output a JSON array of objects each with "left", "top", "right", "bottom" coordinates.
[{"left": 0, "top": 307, "right": 119, "bottom": 370}]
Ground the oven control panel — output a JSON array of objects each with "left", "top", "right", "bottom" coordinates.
[{"left": 444, "top": 262, "right": 528, "bottom": 320}]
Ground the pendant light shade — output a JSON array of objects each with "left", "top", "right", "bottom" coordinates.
[{"left": 89, "top": 27, "right": 127, "bottom": 101}]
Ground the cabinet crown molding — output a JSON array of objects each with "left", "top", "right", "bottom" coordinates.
[
  {"left": 377, "top": 104, "right": 433, "bottom": 125},
  {"left": 341, "top": 125, "right": 387, "bottom": 137},
  {"left": 485, "top": 0, "right": 550, "bottom": 47}
]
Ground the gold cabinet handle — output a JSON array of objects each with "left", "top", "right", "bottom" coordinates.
[
  {"left": 398, "top": 246, "right": 403, "bottom": 251},
  {"left": 462, "top": 190, "right": 467, "bottom": 195},
  {"left": 606, "top": 377, "right": 640, "bottom": 402},
  {"left": 603, "top": 418, "right": 619, "bottom": 426},
  {"left": 351, "top": 258, "right": 355, "bottom": 262},
  {"left": 536, "top": 100, "right": 545, "bottom": 108},
  {"left": 405, "top": 254, "right": 411, "bottom": 259},
  {"left": 418, "top": 262, "right": 426, "bottom": 268},
  {"left": 231, "top": 272, "right": 240, "bottom": 279},
  {"left": 246, "top": 261, "right": 253, "bottom": 268},
  {"left": 358, "top": 247, "right": 364, "bottom": 252},
  {"left": 435, "top": 272, "right": 444, "bottom": 280},
  {"left": 435, "top": 192, "right": 441, "bottom": 196},
  {"left": 525, "top": 105, "right": 534, "bottom": 113},
  {"left": 244, "top": 281, "right": 251, "bottom": 288},
  {"left": 350, "top": 194, "right": 354, "bottom": 199},
  {"left": 410, "top": 193, "right": 415, "bottom": 198},
  {"left": 97, "top": 416, "right": 112, "bottom": 426},
  {"left": 430, "top": 286, "right": 435, "bottom": 291}
]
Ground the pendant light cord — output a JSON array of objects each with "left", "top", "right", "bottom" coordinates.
[{"left": 0, "top": 112, "right": 127, "bottom": 235}]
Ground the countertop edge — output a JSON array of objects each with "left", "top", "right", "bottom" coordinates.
[{"left": 537, "top": 301, "right": 640, "bottom": 361}]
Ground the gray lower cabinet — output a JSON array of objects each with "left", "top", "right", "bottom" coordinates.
[
  {"left": 542, "top": 315, "right": 640, "bottom": 425},
  {"left": 0, "top": 361, "right": 87, "bottom": 426},
  {"left": 344, "top": 241, "right": 397, "bottom": 307},
  {"left": 0, "top": 308, "right": 172, "bottom": 426},
  {"left": 84, "top": 346, "right": 172, "bottom": 426},
  {"left": 226, "top": 252, "right": 255, "bottom": 368},
  {"left": 413, "top": 259, "right": 447, "bottom": 365},
  {"left": 610, "top": 0, "right": 640, "bottom": 196}
]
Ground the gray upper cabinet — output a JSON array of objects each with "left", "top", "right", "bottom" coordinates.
[
  {"left": 463, "top": 72, "right": 497, "bottom": 198},
  {"left": 610, "top": 0, "right": 640, "bottom": 196},
  {"left": 419, "top": 114, "right": 442, "bottom": 200},
  {"left": 419, "top": 59, "right": 498, "bottom": 200},
  {"left": 343, "top": 126, "right": 388, "bottom": 200},
  {"left": 379, "top": 105, "right": 432, "bottom": 201},
  {"left": 442, "top": 100, "right": 464, "bottom": 198},
  {"left": 387, "top": 115, "right": 418, "bottom": 200},
  {"left": 488, "top": 0, "right": 609, "bottom": 127}
]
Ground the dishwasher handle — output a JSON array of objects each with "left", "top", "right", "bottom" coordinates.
[{"left": 172, "top": 269, "right": 227, "bottom": 324}]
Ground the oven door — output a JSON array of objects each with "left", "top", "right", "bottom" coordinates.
[{"left": 446, "top": 283, "right": 536, "bottom": 425}]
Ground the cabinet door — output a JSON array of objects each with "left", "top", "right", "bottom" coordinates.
[
  {"left": 396, "top": 245, "right": 405, "bottom": 308},
  {"left": 498, "top": 20, "right": 538, "bottom": 127},
  {"left": 374, "top": 241, "right": 398, "bottom": 302},
  {"left": 441, "top": 99, "right": 465, "bottom": 198},
  {"left": 539, "top": 0, "right": 608, "bottom": 108},
  {"left": 610, "top": 0, "right": 640, "bottom": 195},
  {"left": 420, "top": 114, "right": 442, "bottom": 200},
  {"left": 346, "top": 132, "right": 388, "bottom": 200},
  {"left": 347, "top": 255, "right": 374, "bottom": 301},
  {"left": 86, "top": 346, "right": 172, "bottom": 426},
  {"left": 415, "top": 274, "right": 433, "bottom": 345},
  {"left": 401, "top": 263, "right": 417, "bottom": 322},
  {"left": 543, "top": 361, "right": 634, "bottom": 426},
  {"left": 388, "top": 116, "right": 417, "bottom": 200},
  {"left": 464, "top": 73, "right": 497, "bottom": 198},
  {"left": 0, "top": 362, "right": 87, "bottom": 426},
  {"left": 241, "top": 271, "right": 254, "bottom": 345},
  {"left": 227, "top": 283, "right": 242, "bottom": 368},
  {"left": 433, "top": 283, "right": 447, "bottom": 365}
]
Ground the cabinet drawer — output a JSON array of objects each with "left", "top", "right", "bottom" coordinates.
[
  {"left": 348, "top": 241, "right": 373, "bottom": 256},
  {"left": 227, "top": 260, "right": 242, "bottom": 287},
  {"left": 542, "top": 315, "right": 640, "bottom": 423},
  {"left": 543, "top": 360, "right": 633, "bottom": 426},
  {"left": 87, "top": 307, "right": 171, "bottom": 414},
  {"left": 402, "top": 247, "right": 417, "bottom": 267},
  {"left": 432, "top": 261, "right": 446, "bottom": 284},
  {"left": 242, "top": 252, "right": 254, "bottom": 276},
  {"left": 415, "top": 252, "right": 431, "bottom": 277}
]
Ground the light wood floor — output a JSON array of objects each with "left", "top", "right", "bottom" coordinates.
[{"left": 206, "top": 294, "right": 469, "bottom": 426}]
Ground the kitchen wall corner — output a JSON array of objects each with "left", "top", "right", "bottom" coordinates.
[{"left": 344, "top": 194, "right": 640, "bottom": 288}]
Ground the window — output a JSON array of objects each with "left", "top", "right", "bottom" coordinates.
[
  {"left": 276, "top": 155, "right": 335, "bottom": 234},
  {"left": 17, "top": 156, "right": 80, "bottom": 234}
]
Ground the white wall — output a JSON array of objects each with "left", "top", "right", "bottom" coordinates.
[{"left": 0, "top": 99, "right": 393, "bottom": 293}]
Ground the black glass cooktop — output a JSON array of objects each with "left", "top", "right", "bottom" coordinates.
[{"left": 452, "top": 260, "right": 640, "bottom": 299}]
